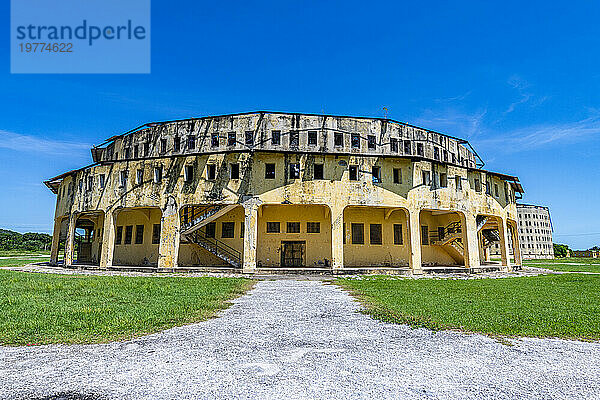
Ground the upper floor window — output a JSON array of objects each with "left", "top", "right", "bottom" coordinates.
[
  {"left": 174, "top": 137, "right": 181, "bottom": 152},
  {"left": 390, "top": 138, "right": 398, "bottom": 152},
  {"left": 207, "top": 164, "right": 216, "bottom": 180},
  {"left": 230, "top": 163, "right": 240, "bottom": 180},
  {"left": 136, "top": 169, "right": 144, "bottom": 185},
  {"left": 289, "top": 131, "right": 299, "bottom": 147},
  {"left": 308, "top": 131, "right": 318, "bottom": 146},
  {"left": 393, "top": 168, "right": 402, "bottom": 184},
  {"left": 187, "top": 135, "right": 196, "bottom": 150},
  {"left": 367, "top": 135, "right": 376, "bottom": 150},
  {"left": 474, "top": 178, "right": 482, "bottom": 192},
  {"left": 440, "top": 173, "right": 448, "bottom": 188},
  {"left": 120, "top": 170, "right": 128, "bottom": 187},
  {"left": 434, "top": 147, "right": 439, "bottom": 160},
  {"left": 455, "top": 175, "right": 462, "bottom": 190},
  {"left": 143, "top": 142, "right": 149, "bottom": 156},
  {"left": 494, "top": 183, "right": 499, "bottom": 197},
  {"left": 265, "top": 163, "right": 276, "bottom": 179},
  {"left": 289, "top": 163, "right": 300, "bottom": 179},
  {"left": 422, "top": 170, "right": 430, "bottom": 186},
  {"left": 334, "top": 132, "right": 344, "bottom": 147},
  {"left": 313, "top": 164, "right": 324, "bottom": 180},
  {"left": 271, "top": 130, "right": 281, "bottom": 145},
  {"left": 351, "top": 134, "right": 360, "bottom": 149},
  {"left": 416, "top": 143, "right": 424, "bottom": 156},
  {"left": 154, "top": 167, "right": 163, "bottom": 183},
  {"left": 211, "top": 133, "right": 219, "bottom": 147},
  {"left": 245, "top": 131, "right": 254, "bottom": 146},
  {"left": 349, "top": 165, "right": 359, "bottom": 181},
  {"left": 124, "top": 147, "right": 131, "bottom": 159},
  {"left": 404, "top": 141, "right": 411, "bottom": 154},
  {"left": 134, "top": 145, "right": 139, "bottom": 158},
  {"left": 160, "top": 139, "right": 167, "bottom": 153},
  {"left": 184, "top": 165, "right": 194, "bottom": 182},
  {"left": 99, "top": 174, "right": 106, "bottom": 188},
  {"left": 372, "top": 166, "right": 381, "bottom": 183},
  {"left": 228, "top": 132, "right": 236, "bottom": 146}
]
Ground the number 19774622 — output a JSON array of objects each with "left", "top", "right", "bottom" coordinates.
[{"left": 19, "top": 43, "right": 73, "bottom": 53}]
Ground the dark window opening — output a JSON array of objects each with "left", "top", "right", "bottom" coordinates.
[
  {"left": 440, "top": 173, "right": 448, "bottom": 188},
  {"left": 228, "top": 132, "right": 236, "bottom": 146},
  {"left": 422, "top": 171, "right": 430, "bottom": 186},
  {"left": 267, "top": 222, "right": 280, "bottom": 233},
  {"left": 154, "top": 167, "right": 163, "bottom": 183},
  {"left": 289, "top": 131, "right": 299, "bottom": 147},
  {"left": 349, "top": 165, "right": 358, "bottom": 181},
  {"left": 287, "top": 222, "right": 300, "bottom": 233},
  {"left": 390, "top": 138, "right": 398, "bottom": 152},
  {"left": 455, "top": 176, "right": 461, "bottom": 190},
  {"left": 135, "top": 225, "right": 144, "bottom": 244},
  {"left": 351, "top": 134, "right": 360, "bottom": 149},
  {"left": 124, "top": 147, "right": 131, "bottom": 159},
  {"left": 367, "top": 135, "right": 376, "bottom": 149},
  {"left": 124, "top": 225, "right": 133, "bottom": 245},
  {"left": 187, "top": 135, "right": 196, "bottom": 150},
  {"left": 393, "top": 168, "right": 402, "bottom": 184},
  {"left": 133, "top": 145, "right": 139, "bottom": 158},
  {"left": 351, "top": 223, "right": 364, "bottom": 244},
  {"left": 152, "top": 224, "right": 160, "bottom": 244},
  {"left": 417, "top": 143, "right": 424, "bottom": 156},
  {"left": 174, "top": 137, "right": 181, "bottom": 152},
  {"left": 307, "top": 222, "right": 320, "bottom": 233},
  {"left": 245, "top": 131, "right": 254, "bottom": 146},
  {"left": 289, "top": 163, "right": 300, "bottom": 179},
  {"left": 334, "top": 132, "right": 344, "bottom": 147},
  {"left": 271, "top": 130, "right": 281, "bottom": 145},
  {"left": 421, "top": 226, "right": 429, "bottom": 245},
  {"left": 207, "top": 164, "right": 216, "bottom": 180},
  {"left": 185, "top": 165, "right": 194, "bottom": 182},
  {"left": 205, "top": 222, "right": 216, "bottom": 238},
  {"left": 438, "top": 226, "right": 445, "bottom": 240},
  {"left": 265, "top": 163, "right": 276, "bottom": 179},
  {"left": 393, "top": 224, "right": 403, "bottom": 245},
  {"left": 474, "top": 178, "right": 481, "bottom": 192},
  {"left": 494, "top": 183, "right": 499, "bottom": 197},
  {"left": 99, "top": 174, "right": 106, "bottom": 188},
  {"left": 143, "top": 142, "right": 149, "bottom": 157},
  {"left": 372, "top": 166, "right": 381, "bottom": 183},
  {"left": 313, "top": 164, "right": 324, "bottom": 180},
  {"left": 230, "top": 163, "right": 240, "bottom": 179},
  {"left": 404, "top": 140, "right": 411, "bottom": 154},
  {"left": 222, "top": 222, "right": 235, "bottom": 238},
  {"left": 211, "top": 133, "right": 219, "bottom": 147},
  {"left": 308, "top": 131, "right": 318, "bottom": 145},
  {"left": 240, "top": 221, "right": 244, "bottom": 238},
  {"left": 370, "top": 224, "right": 382, "bottom": 245},
  {"left": 115, "top": 226, "right": 123, "bottom": 245},
  {"left": 160, "top": 139, "right": 167, "bottom": 153},
  {"left": 136, "top": 169, "right": 144, "bottom": 185}
]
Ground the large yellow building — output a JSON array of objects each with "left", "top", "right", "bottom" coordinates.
[{"left": 45, "top": 112, "right": 524, "bottom": 274}]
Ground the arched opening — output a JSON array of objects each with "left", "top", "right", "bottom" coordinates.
[
  {"left": 419, "top": 210, "right": 466, "bottom": 268},
  {"left": 72, "top": 211, "right": 105, "bottom": 266},
  {"left": 111, "top": 207, "right": 162, "bottom": 267},
  {"left": 343, "top": 206, "right": 410, "bottom": 268}
]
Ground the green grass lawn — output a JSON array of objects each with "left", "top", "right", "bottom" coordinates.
[
  {"left": 337, "top": 274, "right": 600, "bottom": 340},
  {"left": 524, "top": 257, "right": 600, "bottom": 273},
  {"left": 0, "top": 270, "right": 252, "bottom": 346}
]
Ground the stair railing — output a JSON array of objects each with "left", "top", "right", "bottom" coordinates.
[
  {"left": 180, "top": 205, "right": 225, "bottom": 231},
  {"left": 187, "top": 229, "right": 242, "bottom": 267}
]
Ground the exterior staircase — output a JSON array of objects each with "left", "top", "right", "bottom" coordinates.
[
  {"left": 180, "top": 204, "right": 241, "bottom": 268},
  {"left": 430, "top": 221, "right": 465, "bottom": 264}
]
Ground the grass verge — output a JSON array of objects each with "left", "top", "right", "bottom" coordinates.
[
  {"left": 524, "top": 257, "right": 600, "bottom": 273},
  {"left": 336, "top": 274, "right": 600, "bottom": 341},
  {"left": 0, "top": 270, "right": 252, "bottom": 346}
]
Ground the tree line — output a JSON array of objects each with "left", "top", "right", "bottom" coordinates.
[{"left": 0, "top": 229, "right": 52, "bottom": 251}]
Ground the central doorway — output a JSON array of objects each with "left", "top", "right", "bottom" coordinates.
[{"left": 281, "top": 241, "right": 306, "bottom": 267}]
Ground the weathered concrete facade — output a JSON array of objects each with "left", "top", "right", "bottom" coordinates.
[{"left": 45, "top": 112, "right": 524, "bottom": 273}]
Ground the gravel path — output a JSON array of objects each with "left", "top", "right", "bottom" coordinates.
[{"left": 1, "top": 280, "right": 599, "bottom": 400}]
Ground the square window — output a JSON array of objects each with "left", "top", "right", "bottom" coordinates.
[
  {"left": 265, "top": 163, "right": 276, "bottom": 179},
  {"left": 136, "top": 169, "right": 144, "bottom": 185},
  {"left": 370, "top": 224, "right": 382, "bottom": 245},
  {"left": 308, "top": 131, "right": 318, "bottom": 145},
  {"left": 349, "top": 165, "right": 358, "bottom": 181},
  {"left": 307, "top": 222, "right": 320, "bottom": 233},
  {"left": 230, "top": 163, "right": 240, "bottom": 179},
  {"left": 267, "top": 222, "right": 280, "bottom": 233},
  {"left": 367, "top": 135, "right": 376, "bottom": 149},
  {"left": 287, "top": 222, "right": 300, "bottom": 233},
  {"left": 313, "top": 164, "right": 324, "bottom": 180},
  {"left": 207, "top": 164, "right": 216, "bottom": 180},
  {"left": 160, "top": 139, "right": 167, "bottom": 153},
  {"left": 390, "top": 138, "right": 398, "bottom": 152},
  {"left": 351, "top": 134, "right": 360, "bottom": 149},
  {"left": 393, "top": 168, "right": 402, "bottom": 184},
  {"left": 154, "top": 167, "right": 163, "bottom": 183},
  {"left": 334, "top": 132, "right": 344, "bottom": 147},
  {"left": 124, "top": 225, "right": 133, "bottom": 244},
  {"left": 421, "top": 225, "right": 429, "bottom": 245},
  {"left": 187, "top": 135, "right": 196, "bottom": 150},
  {"left": 211, "top": 133, "right": 219, "bottom": 147},
  {"left": 351, "top": 223, "right": 364, "bottom": 244},
  {"left": 372, "top": 166, "right": 381, "bottom": 183},
  {"left": 393, "top": 224, "right": 403, "bottom": 245},
  {"left": 222, "top": 222, "right": 235, "bottom": 238},
  {"left": 205, "top": 222, "right": 216, "bottom": 238},
  {"left": 245, "top": 131, "right": 254, "bottom": 146},
  {"left": 289, "top": 163, "right": 300, "bottom": 179},
  {"left": 135, "top": 225, "right": 144, "bottom": 244},
  {"left": 289, "top": 131, "right": 299, "bottom": 147},
  {"left": 228, "top": 132, "right": 236, "bottom": 146},
  {"left": 185, "top": 165, "right": 194, "bottom": 182},
  {"left": 174, "top": 137, "right": 181, "bottom": 152},
  {"left": 152, "top": 224, "right": 160, "bottom": 244},
  {"left": 403, "top": 141, "right": 411, "bottom": 154},
  {"left": 271, "top": 130, "right": 281, "bottom": 145},
  {"left": 115, "top": 226, "right": 123, "bottom": 245}
]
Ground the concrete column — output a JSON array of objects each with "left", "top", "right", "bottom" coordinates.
[
  {"left": 100, "top": 209, "right": 116, "bottom": 269},
  {"left": 242, "top": 201, "right": 260, "bottom": 274},
  {"left": 498, "top": 217, "right": 512, "bottom": 271},
  {"left": 158, "top": 197, "right": 180, "bottom": 270},
  {"left": 63, "top": 213, "right": 77, "bottom": 267},
  {"left": 407, "top": 208, "right": 423, "bottom": 274},
  {"left": 462, "top": 213, "right": 480, "bottom": 269},
  {"left": 331, "top": 206, "right": 344, "bottom": 272},
  {"left": 509, "top": 221, "right": 522, "bottom": 267},
  {"left": 49, "top": 217, "right": 62, "bottom": 266}
]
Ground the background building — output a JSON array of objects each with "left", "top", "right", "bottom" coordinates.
[{"left": 45, "top": 112, "right": 524, "bottom": 274}]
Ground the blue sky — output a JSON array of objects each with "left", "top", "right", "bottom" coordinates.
[{"left": 1, "top": 0, "right": 599, "bottom": 249}]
